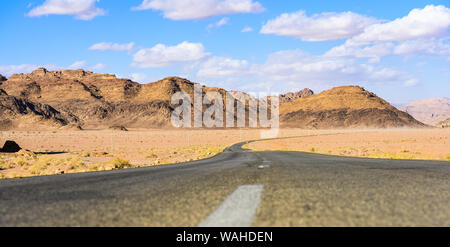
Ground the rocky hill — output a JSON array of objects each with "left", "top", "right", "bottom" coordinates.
[
  {"left": 0, "top": 68, "right": 425, "bottom": 130},
  {"left": 0, "top": 68, "right": 230, "bottom": 129},
  {"left": 400, "top": 98, "right": 450, "bottom": 126},
  {"left": 279, "top": 86, "right": 426, "bottom": 129},
  {"left": 0, "top": 91, "right": 80, "bottom": 130}
]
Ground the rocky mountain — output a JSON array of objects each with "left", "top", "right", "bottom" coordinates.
[
  {"left": 279, "top": 86, "right": 425, "bottom": 129},
  {"left": 0, "top": 68, "right": 229, "bottom": 129},
  {"left": 279, "top": 88, "right": 314, "bottom": 103},
  {"left": 400, "top": 98, "right": 450, "bottom": 126},
  {"left": 0, "top": 68, "right": 425, "bottom": 130}
]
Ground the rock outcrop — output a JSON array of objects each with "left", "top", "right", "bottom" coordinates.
[
  {"left": 0, "top": 93, "right": 80, "bottom": 130},
  {"left": 279, "top": 88, "right": 314, "bottom": 103}
]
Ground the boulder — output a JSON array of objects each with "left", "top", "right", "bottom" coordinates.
[{"left": 0, "top": 140, "right": 22, "bottom": 153}]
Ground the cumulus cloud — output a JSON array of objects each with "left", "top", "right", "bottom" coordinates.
[
  {"left": 393, "top": 39, "right": 450, "bottom": 56},
  {"left": 194, "top": 49, "right": 418, "bottom": 89},
  {"left": 132, "top": 0, "right": 265, "bottom": 20},
  {"left": 197, "top": 56, "right": 250, "bottom": 77},
  {"left": 260, "top": 10, "right": 378, "bottom": 41},
  {"left": 326, "top": 39, "right": 450, "bottom": 59},
  {"left": 27, "top": 0, "right": 105, "bottom": 20},
  {"left": 132, "top": 41, "right": 211, "bottom": 68},
  {"left": 89, "top": 42, "right": 135, "bottom": 52},
  {"left": 325, "top": 5, "right": 450, "bottom": 60},
  {"left": 254, "top": 50, "right": 416, "bottom": 86},
  {"left": 348, "top": 5, "right": 450, "bottom": 45}
]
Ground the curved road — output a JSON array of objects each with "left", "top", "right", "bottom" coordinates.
[{"left": 1, "top": 141, "right": 449, "bottom": 226}]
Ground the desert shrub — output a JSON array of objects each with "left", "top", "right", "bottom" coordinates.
[
  {"left": 81, "top": 152, "right": 91, "bottom": 157},
  {"left": 16, "top": 150, "right": 37, "bottom": 159},
  {"left": 195, "top": 146, "right": 225, "bottom": 160},
  {"left": 67, "top": 157, "right": 85, "bottom": 171},
  {"left": 88, "top": 164, "right": 101, "bottom": 172},
  {"left": 109, "top": 158, "right": 132, "bottom": 170},
  {"left": 13, "top": 157, "right": 29, "bottom": 167},
  {"left": 28, "top": 156, "right": 53, "bottom": 175},
  {"left": 147, "top": 152, "right": 158, "bottom": 158},
  {"left": 0, "top": 160, "right": 14, "bottom": 170}
]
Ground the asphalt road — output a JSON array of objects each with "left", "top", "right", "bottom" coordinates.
[{"left": 1, "top": 141, "right": 449, "bottom": 226}]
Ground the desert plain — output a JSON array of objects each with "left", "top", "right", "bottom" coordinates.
[{"left": 1, "top": 128, "right": 449, "bottom": 179}]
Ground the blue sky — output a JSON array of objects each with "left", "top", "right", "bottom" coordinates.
[{"left": 1, "top": 0, "right": 449, "bottom": 104}]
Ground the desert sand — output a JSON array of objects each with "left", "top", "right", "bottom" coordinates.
[
  {"left": 0, "top": 128, "right": 338, "bottom": 179},
  {"left": 1, "top": 128, "right": 449, "bottom": 179},
  {"left": 246, "top": 128, "right": 450, "bottom": 161}
]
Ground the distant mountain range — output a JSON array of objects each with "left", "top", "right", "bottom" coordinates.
[
  {"left": 400, "top": 98, "right": 450, "bottom": 126},
  {"left": 0, "top": 68, "right": 426, "bottom": 130}
]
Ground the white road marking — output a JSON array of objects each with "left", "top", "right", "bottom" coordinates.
[{"left": 198, "top": 185, "right": 264, "bottom": 227}]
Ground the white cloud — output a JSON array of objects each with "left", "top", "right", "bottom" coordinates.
[
  {"left": 132, "top": 41, "right": 211, "bottom": 68},
  {"left": 260, "top": 10, "right": 378, "bottom": 41},
  {"left": 68, "top": 60, "right": 88, "bottom": 69},
  {"left": 207, "top": 17, "right": 229, "bottom": 30},
  {"left": 348, "top": 5, "right": 450, "bottom": 45},
  {"left": 325, "top": 42, "right": 395, "bottom": 59},
  {"left": 69, "top": 61, "right": 108, "bottom": 71},
  {"left": 326, "top": 38, "right": 450, "bottom": 60},
  {"left": 325, "top": 5, "right": 450, "bottom": 60},
  {"left": 27, "top": 0, "right": 105, "bottom": 20},
  {"left": 216, "top": 17, "right": 229, "bottom": 27},
  {"left": 129, "top": 73, "right": 151, "bottom": 83},
  {"left": 193, "top": 49, "right": 417, "bottom": 89},
  {"left": 393, "top": 39, "right": 450, "bottom": 56},
  {"left": 197, "top": 56, "right": 250, "bottom": 77},
  {"left": 0, "top": 64, "right": 40, "bottom": 77},
  {"left": 241, "top": 26, "right": 253, "bottom": 32},
  {"left": 89, "top": 42, "right": 135, "bottom": 52},
  {"left": 132, "top": 0, "right": 265, "bottom": 20},
  {"left": 254, "top": 50, "right": 415, "bottom": 85}
]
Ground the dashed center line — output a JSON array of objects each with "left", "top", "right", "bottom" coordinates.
[{"left": 198, "top": 185, "right": 264, "bottom": 227}]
